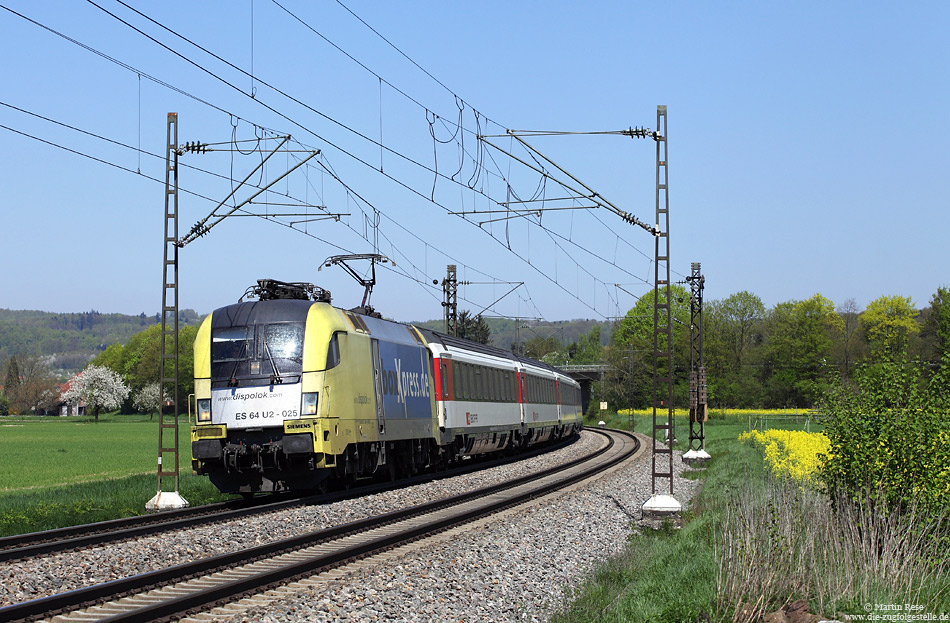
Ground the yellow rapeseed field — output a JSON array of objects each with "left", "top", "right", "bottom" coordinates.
[{"left": 739, "top": 429, "right": 830, "bottom": 483}]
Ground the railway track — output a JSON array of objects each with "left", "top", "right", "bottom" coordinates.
[
  {"left": 0, "top": 427, "right": 638, "bottom": 623},
  {"left": 0, "top": 434, "right": 578, "bottom": 564}
]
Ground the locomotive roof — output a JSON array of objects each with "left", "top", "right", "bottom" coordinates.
[{"left": 210, "top": 299, "right": 314, "bottom": 329}]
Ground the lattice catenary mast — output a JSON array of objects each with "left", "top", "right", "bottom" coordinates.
[
  {"left": 683, "top": 262, "right": 710, "bottom": 465},
  {"left": 641, "top": 105, "right": 682, "bottom": 517},
  {"left": 442, "top": 264, "right": 459, "bottom": 336},
  {"left": 146, "top": 113, "right": 189, "bottom": 511},
  {"left": 147, "top": 114, "right": 320, "bottom": 511}
]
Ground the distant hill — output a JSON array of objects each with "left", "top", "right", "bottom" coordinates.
[
  {"left": 0, "top": 309, "right": 203, "bottom": 378},
  {"left": 1, "top": 307, "right": 610, "bottom": 379},
  {"left": 411, "top": 316, "right": 612, "bottom": 352}
]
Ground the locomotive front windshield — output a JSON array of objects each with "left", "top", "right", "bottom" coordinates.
[
  {"left": 262, "top": 323, "right": 304, "bottom": 362},
  {"left": 210, "top": 322, "right": 305, "bottom": 380},
  {"left": 212, "top": 327, "right": 250, "bottom": 362}
]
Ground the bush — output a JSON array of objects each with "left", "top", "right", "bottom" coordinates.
[{"left": 819, "top": 356, "right": 950, "bottom": 516}]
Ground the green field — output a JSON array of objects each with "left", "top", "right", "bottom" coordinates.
[
  {"left": 1, "top": 415, "right": 170, "bottom": 490},
  {"left": 0, "top": 410, "right": 807, "bottom": 538},
  {"left": 0, "top": 414, "right": 227, "bottom": 536}
]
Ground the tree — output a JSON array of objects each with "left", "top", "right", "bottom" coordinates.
[
  {"left": 716, "top": 291, "right": 765, "bottom": 370},
  {"left": 821, "top": 357, "right": 950, "bottom": 516},
  {"left": 611, "top": 284, "right": 691, "bottom": 349},
  {"left": 598, "top": 341, "right": 652, "bottom": 412},
  {"left": 761, "top": 294, "right": 843, "bottom": 407},
  {"left": 94, "top": 343, "right": 125, "bottom": 375},
  {"left": 704, "top": 292, "right": 766, "bottom": 408},
  {"left": 603, "top": 285, "right": 691, "bottom": 409},
  {"left": 132, "top": 381, "right": 166, "bottom": 420},
  {"left": 523, "top": 335, "right": 562, "bottom": 361},
  {"left": 860, "top": 295, "right": 920, "bottom": 360},
  {"left": 61, "top": 365, "right": 130, "bottom": 421},
  {"left": 12, "top": 355, "right": 60, "bottom": 415},
  {"left": 834, "top": 298, "right": 864, "bottom": 380},
  {"left": 90, "top": 323, "right": 197, "bottom": 407},
  {"left": 3, "top": 356, "right": 20, "bottom": 414},
  {"left": 569, "top": 325, "right": 604, "bottom": 364},
  {"left": 456, "top": 310, "right": 491, "bottom": 345},
  {"left": 921, "top": 286, "right": 950, "bottom": 367}
]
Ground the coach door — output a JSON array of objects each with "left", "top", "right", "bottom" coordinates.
[{"left": 371, "top": 339, "right": 386, "bottom": 434}]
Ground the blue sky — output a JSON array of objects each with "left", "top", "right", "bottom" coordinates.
[{"left": 1, "top": 1, "right": 947, "bottom": 323}]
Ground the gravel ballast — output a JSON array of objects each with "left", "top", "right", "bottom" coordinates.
[
  {"left": 1, "top": 431, "right": 700, "bottom": 622},
  {"left": 208, "top": 432, "right": 699, "bottom": 623}
]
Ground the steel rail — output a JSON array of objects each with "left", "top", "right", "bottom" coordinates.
[{"left": 0, "top": 428, "right": 635, "bottom": 623}]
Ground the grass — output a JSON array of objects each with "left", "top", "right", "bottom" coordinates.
[
  {"left": 1, "top": 414, "right": 163, "bottom": 490},
  {"left": 553, "top": 413, "right": 759, "bottom": 622},
  {"left": 0, "top": 413, "right": 229, "bottom": 536},
  {"left": 716, "top": 472, "right": 950, "bottom": 620},
  {"left": 558, "top": 412, "right": 950, "bottom": 622}
]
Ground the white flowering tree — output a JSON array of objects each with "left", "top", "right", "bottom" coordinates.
[
  {"left": 61, "top": 365, "right": 131, "bottom": 421},
  {"left": 132, "top": 381, "right": 166, "bottom": 420}
]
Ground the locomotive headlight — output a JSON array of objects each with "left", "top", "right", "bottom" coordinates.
[
  {"left": 301, "top": 392, "right": 319, "bottom": 416},
  {"left": 197, "top": 399, "right": 212, "bottom": 423}
]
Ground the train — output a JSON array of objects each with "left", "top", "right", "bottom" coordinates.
[{"left": 189, "top": 279, "right": 583, "bottom": 495}]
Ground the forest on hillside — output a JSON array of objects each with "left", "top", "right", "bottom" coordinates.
[
  {"left": 0, "top": 308, "right": 203, "bottom": 376},
  {"left": 526, "top": 286, "right": 949, "bottom": 411},
  {"left": 2, "top": 284, "right": 948, "bottom": 414}
]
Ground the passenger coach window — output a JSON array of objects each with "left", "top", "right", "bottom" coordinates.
[{"left": 212, "top": 326, "right": 249, "bottom": 362}]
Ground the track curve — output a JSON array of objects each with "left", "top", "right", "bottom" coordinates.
[{"left": 0, "top": 428, "right": 637, "bottom": 623}]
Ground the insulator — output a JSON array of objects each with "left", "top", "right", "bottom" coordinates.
[{"left": 182, "top": 141, "right": 208, "bottom": 154}]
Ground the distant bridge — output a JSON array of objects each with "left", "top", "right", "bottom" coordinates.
[{"left": 555, "top": 364, "right": 608, "bottom": 415}]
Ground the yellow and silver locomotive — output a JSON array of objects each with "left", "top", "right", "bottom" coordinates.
[{"left": 190, "top": 279, "right": 582, "bottom": 495}]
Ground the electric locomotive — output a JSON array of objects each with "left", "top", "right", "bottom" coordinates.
[{"left": 190, "top": 279, "right": 582, "bottom": 495}]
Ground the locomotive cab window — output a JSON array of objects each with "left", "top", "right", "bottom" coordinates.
[
  {"left": 326, "top": 332, "right": 342, "bottom": 370},
  {"left": 212, "top": 326, "right": 250, "bottom": 362},
  {"left": 260, "top": 323, "right": 304, "bottom": 363}
]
